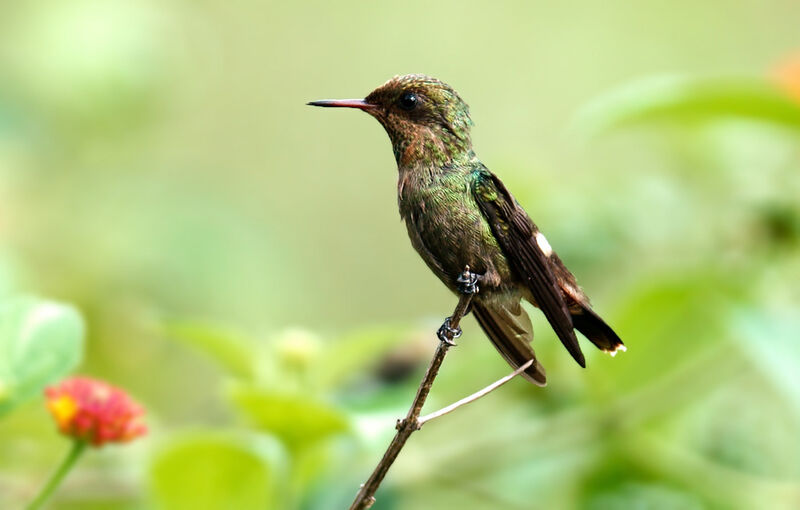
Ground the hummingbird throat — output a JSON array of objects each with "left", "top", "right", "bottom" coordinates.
[{"left": 386, "top": 123, "right": 473, "bottom": 167}]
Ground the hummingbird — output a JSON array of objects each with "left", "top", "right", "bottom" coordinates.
[{"left": 309, "top": 74, "right": 624, "bottom": 385}]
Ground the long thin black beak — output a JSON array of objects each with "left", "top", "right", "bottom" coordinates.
[{"left": 307, "top": 99, "right": 375, "bottom": 111}]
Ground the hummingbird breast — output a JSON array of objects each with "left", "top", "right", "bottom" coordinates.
[{"left": 397, "top": 166, "right": 516, "bottom": 297}]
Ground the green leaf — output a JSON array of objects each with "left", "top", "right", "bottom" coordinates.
[
  {"left": 164, "top": 320, "right": 256, "bottom": 381},
  {"left": 0, "top": 297, "right": 84, "bottom": 416},
  {"left": 149, "top": 430, "right": 286, "bottom": 510},
  {"left": 574, "top": 76, "right": 800, "bottom": 137},
  {"left": 317, "top": 325, "right": 417, "bottom": 388},
  {"left": 229, "top": 384, "right": 350, "bottom": 450},
  {"left": 584, "top": 271, "right": 739, "bottom": 396},
  {"left": 733, "top": 306, "right": 800, "bottom": 413}
]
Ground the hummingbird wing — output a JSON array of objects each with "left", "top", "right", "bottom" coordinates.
[
  {"left": 472, "top": 299, "right": 548, "bottom": 386},
  {"left": 472, "top": 169, "right": 585, "bottom": 367},
  {"left": 547, "top": 251, "right": 626, "bottom": 355}
]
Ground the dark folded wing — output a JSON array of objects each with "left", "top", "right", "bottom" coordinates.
[
  {"left": 472, "top": 169, "right": 585, "bottom": 367},
  {"left": 472, "top": 300, "right": 547, "bottom": 386}
]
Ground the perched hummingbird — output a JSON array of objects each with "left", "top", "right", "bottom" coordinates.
[{"left": 309, "top": 75, "right": 624, "bottom": 385}]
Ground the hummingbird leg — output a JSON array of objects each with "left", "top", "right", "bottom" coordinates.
[
  {"left": 437, "top": 266, "right": 482, "bottom": 345},
  {"left": 437, "top": 317, "right": 462, "bottom": 345},
  {"left": 456, "top": 266, "right": 481, "bottom": 295}
]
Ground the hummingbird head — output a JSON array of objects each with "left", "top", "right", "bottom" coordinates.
[{"left": 309, "top": 74, "right": 474, "bottom": 166}]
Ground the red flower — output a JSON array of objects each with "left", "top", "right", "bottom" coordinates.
[{"left": 45, "top": 377, "right": 147, "bottom": 447}]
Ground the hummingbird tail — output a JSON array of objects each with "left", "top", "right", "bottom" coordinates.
[
  {"left": 570, "top": 303, "right": 625, "bottom": 355},
  {"left": 472, "top": 300, "right": 547, "bottom": 386}
]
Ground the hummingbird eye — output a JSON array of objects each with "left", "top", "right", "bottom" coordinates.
[{"left": 397, "top": 92, "right": 418, "bottom": 111}]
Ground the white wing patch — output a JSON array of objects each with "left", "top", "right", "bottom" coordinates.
[
  {"left": 535, "top": 232, "right": 553, "bottom": 257},
  {"left": 605, "top": 344, "right": 628, "bottom": 357}
]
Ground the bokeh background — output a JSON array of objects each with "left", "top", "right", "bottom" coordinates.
[{"left": 2, "top": 1, "right": 800, "bottom": 508}]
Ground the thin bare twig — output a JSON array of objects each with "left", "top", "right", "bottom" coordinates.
[
  {"left": 348, "top": 268, "right": 475, "bottom": 510},
  {"left": 349, "top": 266, "right": 535, "bottom": 510},
  {"left": 417, "top": 358, "right": 534, "bottom": 426}
]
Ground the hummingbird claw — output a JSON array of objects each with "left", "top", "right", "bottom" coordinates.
[
  {"left": 457, "top": 267, "right": 480, "bottom": 295},
  {"left": 437, "top": 316, "right": 462, "bottom": 345}
]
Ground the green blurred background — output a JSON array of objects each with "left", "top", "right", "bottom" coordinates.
[{"left": 2, "top": 0, "right": 800, "bottom": 508}]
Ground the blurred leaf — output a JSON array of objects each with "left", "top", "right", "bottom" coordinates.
[
  {"left": 164, "top": 320, "right": 256, "bottom": 381},
  {"left": 621, "top": 432, "right": 800, "bottom": 509},
  {"left": 584, "top": 481, "right": 705, "bottom": 510},
  {"left": 670, "top": 376, "right": 800, "bottom": 478},
  {"left": 229, "top": 384, "right": 350, "bottom": 450},
  {"left": 149, "top": 430, "right": 286, "bottom": 510},
  {"left": 574, "top": 76, "right": 800, "bottom": 137},
  {"left": 317, "top": 325, "right": 418, "bottom": 388},
  {"left": 290, "top": 442, "right": 355, "bottom": 509},
  {"left": 733, "top": 305, "right": 800, "bottom": 415},
  {"left": 0, "top": 296, "right": 84, "bottom": 416},
  {"left": 585, "top": 271, "right": 739, "bottom": 396}
]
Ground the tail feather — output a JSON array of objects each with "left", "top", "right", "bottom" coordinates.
[
  {"left": 472, "top": 300, "right": 547, "bottom": 386},
  {"left": 570, "top": 303, "right": 625, "bottom": 356}
]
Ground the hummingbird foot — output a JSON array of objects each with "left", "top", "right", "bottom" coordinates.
[
  {"left": 456, "top": 266, "right": 481, "bottom": 295},
  {"left": 437, "top": 316, "right": 462, "bottom": 345}
]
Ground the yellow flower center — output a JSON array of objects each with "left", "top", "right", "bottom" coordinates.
[{"left": 48, "top": 395, "right": 78, "bottom": 428}]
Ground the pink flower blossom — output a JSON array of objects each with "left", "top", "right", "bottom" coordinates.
[{"left": 45, "top": 377, "right": 146, "bottom": 447}]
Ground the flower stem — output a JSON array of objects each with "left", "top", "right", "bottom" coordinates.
[{"left": 27, "top": 440, "right": 87, "bottom": 510}]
